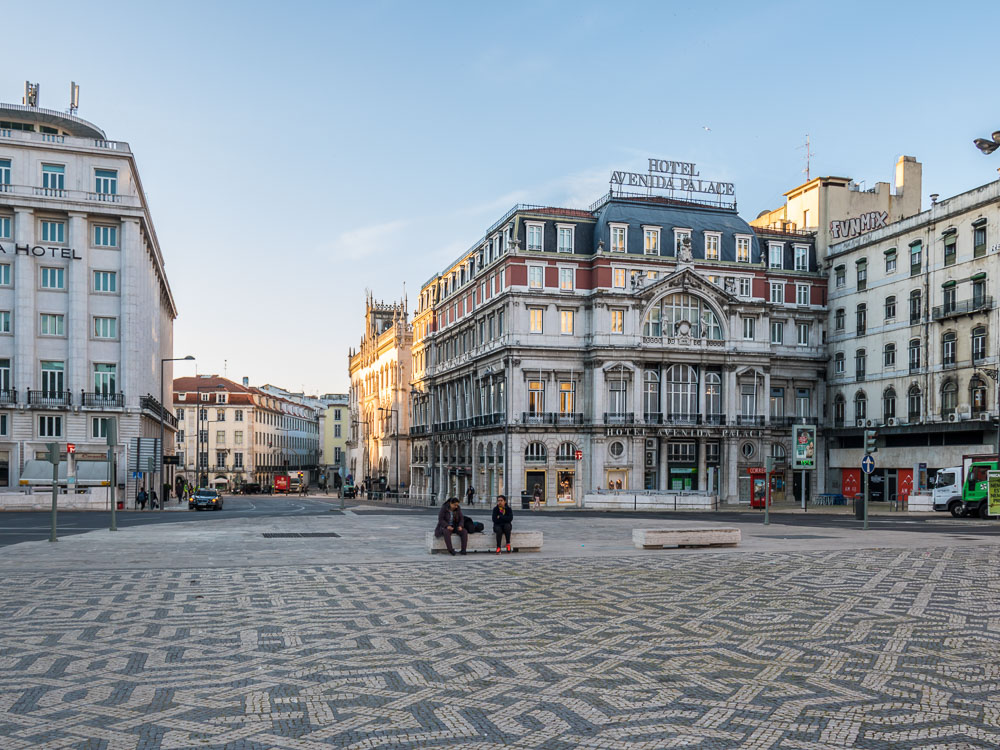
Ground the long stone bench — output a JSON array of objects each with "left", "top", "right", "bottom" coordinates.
[
  {"left": 633, "top": 527, "right": 740, "bottom": 549},
  {"left": 426, "top": 530, "right": 543, "bottom": 553}
]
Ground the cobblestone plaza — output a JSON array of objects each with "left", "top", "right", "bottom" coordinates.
[{"left": 2, "top": 519, "right": 1000, "bottom": 749}]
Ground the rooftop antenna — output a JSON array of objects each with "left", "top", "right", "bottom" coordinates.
[
  {"left": 224, "top": 359, "right": 227, "bottom": 378},
  {"left": 798, "top": 134, "right": 814, "bottom": 181},
  {"left": 23, "top": 81, "right": 39, "bottom": 108},
  {"left": 69, "top": 82, "right": 80, "bottom": 115}
]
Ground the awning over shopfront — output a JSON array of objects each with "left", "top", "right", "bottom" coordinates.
[{"left": 19, "top": 460, "right": 111, "bottom": 486}]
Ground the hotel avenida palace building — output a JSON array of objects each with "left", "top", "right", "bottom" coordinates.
[
  {"left": 0, "top": 91, "right": 177, "bottom": 493},
  {"left": 398, "top": 163, "right": 829, "bottom": 506}
]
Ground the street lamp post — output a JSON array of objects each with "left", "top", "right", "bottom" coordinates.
[
  {"left": 973, "top": 134, "right": 1000, "bottom": 469},
  {"left": 160, "top": 356, "right": 194, "bottom": 512}
]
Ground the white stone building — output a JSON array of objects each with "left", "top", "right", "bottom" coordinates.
[
  {"left": 826, "top": 178, "right": 1000, "bottom": 502},
  {"left": 0, "top": 99, "right": 177, "bottom": 493},
  {"left": 407, "top": 189, "right": 829, "bottom": 507}
]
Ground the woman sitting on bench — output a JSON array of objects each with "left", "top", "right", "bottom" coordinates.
[
  {"left": 434, "top": 497, "right": 468, "bottom": 555},
  {"left": 492, "top": 494, "right": 513, "bottom": 554}
]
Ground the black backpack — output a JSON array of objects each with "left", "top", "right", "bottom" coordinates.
[{"left": 463, "top": 516, "right": 485, "bottom": 534}]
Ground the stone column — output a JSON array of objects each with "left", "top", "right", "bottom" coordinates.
[
  {"left": 698, "top": 438, "right": 707, "bottom": 492},
  {"left": 763, "top": 370, "right": 771, "bottom": 426},
  {"left": 13, "top": 208, "right": 34, "bottom": 398}
]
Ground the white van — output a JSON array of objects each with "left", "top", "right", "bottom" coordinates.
[{"left": 932, "top": 467, "right": 963, "bottom": 515}]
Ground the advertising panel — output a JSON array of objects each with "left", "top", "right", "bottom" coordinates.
[{"left": 792, "top": 425, "right": 817, "bottom": 469}]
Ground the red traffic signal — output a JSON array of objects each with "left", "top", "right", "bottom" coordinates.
[{"left": 66, "top": 443, "right": 76, "bottom": 454}]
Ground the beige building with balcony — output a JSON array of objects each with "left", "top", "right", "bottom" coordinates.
[
  {"left": 0, "top": 98, "right": 177, "bottom": 496},
  {"left": 825, "top": 177, "right": 1000, "bottom": 503},
  {"left": 347, "top": 295, "right": 411, "bottom": 490}
]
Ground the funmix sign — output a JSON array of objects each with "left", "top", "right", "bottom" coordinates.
[{"left": 829, "top": 211, "right": 889, "bottom": 240}]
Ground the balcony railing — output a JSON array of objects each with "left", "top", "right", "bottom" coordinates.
[
  {"left": 645, "top": 413, "right": 727, "bottom": 425},
  {"left": 140, "top": 394, "right": 179, "bottom": 428},
  {"left": 604, "top": 412, "right": 635, "bottom": 424},
  {"left": 82, "top": 391, "right": 124, "bottom": 408},
  {"left": 0, "top": 389, "right": 15, "bottom": 406},
  {"left": 932, "top": 296, "right": 993, "bottom": 321},
  {"left": 27, "top": 390, "right": 70, "bottom": 407},
  {"left": 409, "top": 425, "right": 429, "bottom": 436},
  {"left": 521, "top": 412, "right": 584, "bottom": 426},
  {"left": 770, "top": 415, "right": 817, "bottom": 427},
  {"left": 735, "top": 415, "right": 765, "bottom": 426}
]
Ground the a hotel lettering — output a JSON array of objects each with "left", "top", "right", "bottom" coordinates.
[
  {"left": 0, "top": 243, "right": 82, "bottom": 260},
  {"left": 610, "top": 157, "right": 735, "bottom": 197},
  {"left": 829, "top": 211, "right": 889, "bottom": 240}
]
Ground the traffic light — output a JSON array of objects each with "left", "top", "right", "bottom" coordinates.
[{"left": 864, "top": 429, "right": 878, "bottom": 454}]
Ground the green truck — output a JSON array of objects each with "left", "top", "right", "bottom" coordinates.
[{"left": 935, "top": 459, "right": 999, "bottom": 518}]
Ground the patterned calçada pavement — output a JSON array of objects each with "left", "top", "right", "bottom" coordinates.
[{"left": 2, "top": 546, "right": 1000, "bottom": 749}]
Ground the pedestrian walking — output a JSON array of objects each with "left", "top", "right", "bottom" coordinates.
[
  {"left": 492, "top": 494, "right": 513, "bottom": 554},
  {"left": 466, "top": 486, "right": 475, "bottom": 506},
  {"left": 137, "top": 488, "right": 148, "bottom": 510},
  {"left": 434, "top": 497, "right": 468, "bottom": 556},
  {"left": 532, "top": 484, "right": 542, "bottom": 510},
  {"left": 150, "top": 490, "right": 159, "bottom": 510}
]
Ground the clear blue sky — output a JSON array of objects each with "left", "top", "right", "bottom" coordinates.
[{"left": 2, "top": 0, "right": 997, "bottom": 393}]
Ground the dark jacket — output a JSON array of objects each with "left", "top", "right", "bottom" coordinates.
[
  {"left": 435, "top": 504, "right": 464, "bottom": 537},
  {"left": 492, "top": 503, "right": 513, "bottom": 527}
]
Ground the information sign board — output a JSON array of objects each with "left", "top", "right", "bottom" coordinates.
[{"left": 792, "top": 425, "right": 817, "bottom": 469}]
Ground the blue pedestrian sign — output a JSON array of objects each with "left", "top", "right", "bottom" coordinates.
[{"left": 861, "top": 454, "right": 876, "bottom": 474}]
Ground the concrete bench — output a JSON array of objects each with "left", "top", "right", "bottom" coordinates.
[
  {"left": 633, "top": 527, "right": 740, "bottom": 549},
  {"left": 426, "top": 530, "right": 543, "bottom": 553}
]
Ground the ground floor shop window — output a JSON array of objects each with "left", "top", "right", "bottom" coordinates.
[
  {"left": 556, "top": 470, "right": 574, "bottom": 504},
  {"left": 606, "top": 469, "right": 628, "bottom": 490},
  {"left": 0, "top": 450, "right": 7, "bottom": 486}
]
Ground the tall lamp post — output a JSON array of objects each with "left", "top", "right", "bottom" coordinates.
[
  {"left": 973, "top": 132, "right": 1000, "bottom": 468},
  {"left": 160, "top": 356, "right": 195, "bottom": 512}
]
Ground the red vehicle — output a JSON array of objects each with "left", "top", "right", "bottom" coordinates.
[{"left": 274, "top": 475, "right": 291, "bottom": 494}]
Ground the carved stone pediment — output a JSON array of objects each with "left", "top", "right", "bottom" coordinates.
[{"left": 635, "top": 266, "right": 740, "bottom": 307}]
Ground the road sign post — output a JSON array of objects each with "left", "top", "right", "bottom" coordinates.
[
  {"left": 764, "top": 457, "right": 773, "bottom": 526},
  {"left": 861, "top": 453, "right": 876, "bottom": 531}
]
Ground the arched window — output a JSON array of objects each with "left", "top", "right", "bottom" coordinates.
[
  {"left": 972, "top": 326, "right": 987, "bottom": 363},
  {"left": 705, "top": 372, "right": 722, "bottom": 418},
  {"left": 834, "top": 394, "right": 846, "bottom": 425},
  {"left": 942, "top": 331, "right": 957, "bottom": 367},
  {"left": 642, "top": 293, "right": 722, "bottom": 339},
  {"left": 478, "top": 443, "right": 486, "bottom": 464},
  {"left": 486, "top": 443, "right": 494, "bottom": 463},
  {"left": 834, "top": 351, "right": 845, "bottom": 375},
  {"left": 525, "top": 442, "right": 547, "bottom": 462},
  {"left": 908, "top": 339, "right": 921, "bottom": 372},
  {"left": 771, "top": 443, "right": 786, "bottom": 463},
  {"left": 907, "top": 384, "right": 922, "bottom": 420},
  {"left": 496, "top": 441, "right": 504, "bottom": 464},
  {"left": 941, "top": 380, "right": 958, "bottom": 417},
  {"left": 665, "top": 364, "right": 698, "bottom": 421},
  {"left": 883, "top": 387, "right": 896, "bottom": 419},
  {"left": 855, "top": 349, "right": 866, "bottom": 380},
  {"left": 909, "top": 290, "right": 922, "bottom": 323},
  {"left": 884, "top": 295, "right": 896, "bottom": 320},
  {"left": 883, "top": 343, "right": 896, "bottom": 368},
  {"left": 642, "top": 369, "right": 660, "bottom": 420},
  {"left": 556, "top": 442, "right": 577, "bottom": 462},
  {"left": 856, "top": 303, "right": 867, "bottom": 335},
  {"left": 854, "top": 391, "right": 867, "bottom": 421},
  {"left": 971, "top": 377, "right": 988, "bottom": 416}
]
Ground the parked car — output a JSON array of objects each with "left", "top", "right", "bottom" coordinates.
[
  {"left": 189, "top": 488, "right": 224, "bottom": 511},
  {"left": 342, "top": 482, "right": 356, "bottom": 499}
]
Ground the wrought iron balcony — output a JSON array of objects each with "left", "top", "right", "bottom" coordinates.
[
  {"left": 28, "top": 390, "right": 70, "bottom": 407},
  {"left": 604, "top": 412, "right": 635, "bottom": 424},
  {"left": 0, "top": 389, "right": 15, "bottom": 406},
  {"left": 735, "top": 415, "right": 766, "bottom": 426},
  {"left": 521, "top": 412, "right": 584, "bottom": 426},
  {"left": 140, "top": 394, "right": 178, "bottom": 428},
  {"left": 932, "top": 296, "right": 993, "bottom": 321},
  {"left": 82, "top": 391, "right": 124, "bottom": 408}
]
